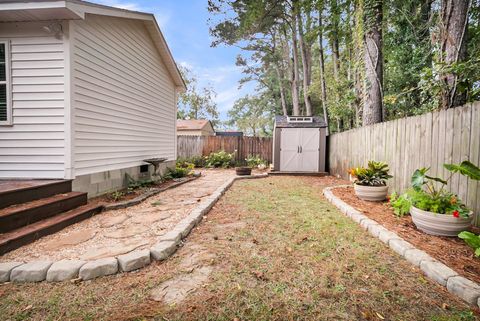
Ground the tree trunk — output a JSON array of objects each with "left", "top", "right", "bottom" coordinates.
[
  {"left": 439, "top": 0, "right": 470, "bottom": 109},
  {"left": 275, "top": 64, "right": 288, "bottom": 116},
  {"left": 318, "top": 8, "right": 329, "bottom": 134},
  {"left": 363, "top": 0, "right": 384, "bottom": 126},
  {"left": 291, "top": 7, "right": 301, "bottom": 116},
  {"left": 329, "top": 0, "right": 341, "bottom": 81},
  {"left": 297, "top": 7, "right": 313, "bottom": 116}
]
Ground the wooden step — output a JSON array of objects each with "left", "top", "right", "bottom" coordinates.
[
  {"left": 0, "top": 192, "right": 88, "bottom": 233},
  {"left": 0, "top": 179, "right": 72, "bottom": 209},
  {"left": 0, "top": 203, "right": 104, "bottom": 255}
]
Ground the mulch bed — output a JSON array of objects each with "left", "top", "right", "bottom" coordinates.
[{"left": 332, "top": 186, "right": 480, "bottom": 285}]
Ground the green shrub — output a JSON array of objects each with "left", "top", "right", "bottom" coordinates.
[
  {"left": 458, "top": 231, "right": 480, "bottom": 257},
  {"left": 176, "top": 159, "right": 195, "bottom": 170},
  {"left": 389, "top": 191, "right": 412, "bottom": 217},
  {"left": 177, "top": 157, "right": 205, "bottom": 168},
  {"left": 205, "top": 150, "right": 234, "bottom": 168},
  {"left": 108, "top": 190, "right": 125, "bottom": 202},
  {"left": 126, "top": 174, "right": 154, "bottom": 192},
  {"left": 164, "top": 166, "right": 191, "bottom": 179},
  {"left": 245, "top": 154, "right": 267, "bottom": 168}
]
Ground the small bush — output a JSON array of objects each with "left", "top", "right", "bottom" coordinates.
[
  {"left": 126, "top": 174, "right": 154, "bottom": 192},
  {"left": 205, "top": 150, "right": 234, "bottom": 168},
  {"left": 164, "top": 166, "right": 191, "bottom": 179},
  {"left": 389, "top": 191, "right": 412, "bottom": 217},
  {"left": 245, "top": 154, "right": 267, "bottom": 168},
  {"left": 108, "top": 190, "right": 125, "bottom": 202}
]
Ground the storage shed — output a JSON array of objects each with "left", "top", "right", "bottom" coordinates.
[{"left": 272, "top": 116, "right": 327, "bottom": 173}]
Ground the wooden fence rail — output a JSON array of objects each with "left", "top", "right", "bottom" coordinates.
[
  {"left": 328, "top": 102, "right": 480, "bottom": 226},
  {"left": 177, "top": 135, "right": 273, "bottom": 164}
]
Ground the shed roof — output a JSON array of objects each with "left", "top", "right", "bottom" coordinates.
[
  {"left": 177, "top": 119, "right": 214, "bottom": 131},
  {"left": 0, "top": 0, "right": 186, "bottom": 91},
  {"left": 274, "top": 115, "right": 327, "bottom": 128}
]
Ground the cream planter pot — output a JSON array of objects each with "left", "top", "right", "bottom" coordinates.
[
  {"left": 410, "top": 206, "right": 473, "bottom": 237},
  {"left": 353, "top": 184, "right": 388, "bottom": 201}
]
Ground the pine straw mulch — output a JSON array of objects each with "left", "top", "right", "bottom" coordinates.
[{"left": 331, "top": 186, "right": 480, "bottom": 285}]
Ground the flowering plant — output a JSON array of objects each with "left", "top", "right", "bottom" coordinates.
[{"left": 407, "top": 161, "right": 480, "bottom": 218}]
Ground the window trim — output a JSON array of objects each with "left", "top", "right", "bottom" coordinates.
[{"left": 0, "top": 40, "right": 12, "bottom": 126}]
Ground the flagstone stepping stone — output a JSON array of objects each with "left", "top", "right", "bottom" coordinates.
[
  {"left": 104, "top": 225, "right": 150, "bottom": 239},
  {"left": 130, "top": 211, "right": 172, "bottom": 224},
  {"left": 99, "top": 214, "right": 129, "bottom": 228},
  {"left": 43, "top": 229, "right": 97, "bottom": 251},
  {"left": 192, "top": 192, "right": 211, "bottom": 198},
  {"left": 150, "top": 266, "right": 212, "bottom": 304},
  {"left": 81, "top": 240, "right": 149, "bottom": 260}
]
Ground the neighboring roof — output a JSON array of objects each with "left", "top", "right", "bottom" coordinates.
[
  {"left": 0, "top": 0, "right": 186, "bottom": 91},
  {"left": 274, "top": 115, "right": 327, "bottom": 128},
  {"left": 177, "top": 119, "right": 214, "bottom": 131}
]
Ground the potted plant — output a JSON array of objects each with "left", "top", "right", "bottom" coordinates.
[
  {"left": 408, "top": 161, "right": 479, "bottom": 236},
  {"left": 349, "top": 161, "right": 393, "bottom": 201},
  {"left": 236, "top": 155, "right": 267, "bottom": 176}
]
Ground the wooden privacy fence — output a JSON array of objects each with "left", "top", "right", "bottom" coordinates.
[
  {"left": 329, "top": 102, "right": 480, "bottom": 226},
  {"left": 177, "top": 135, "right": 273, "bottom": 164}
]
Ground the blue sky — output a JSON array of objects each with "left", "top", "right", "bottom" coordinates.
[{"left": 90, "top": 0, "right": 255, "bottom": 121}]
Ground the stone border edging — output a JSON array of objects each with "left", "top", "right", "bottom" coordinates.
[
  {"left": 103, "top": 176, "right": 199, "bottom": 211},
  {"left": 323, "top": 185, "right": 480, "bottom": 308},
  {"left": 0, "top": 173, "right": 269, "bottom": 284}
]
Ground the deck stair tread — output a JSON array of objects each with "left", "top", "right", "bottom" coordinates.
[{"left": 0, "top": 203, "right": 104, "bottom": 255}]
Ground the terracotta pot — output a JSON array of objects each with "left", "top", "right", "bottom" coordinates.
[
  {"left": 410, "top": 206, "right": 473, "bottom": 237},
  {"left": 235, "top": 167, "right": 252, "bottom": 176},
  {"left": 353, "top": 184, "right": 388, "bottom": 201}
]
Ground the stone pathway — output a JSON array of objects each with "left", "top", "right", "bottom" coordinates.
[{"left": 0, "top": 170, "right": 235, "bottom": 263}]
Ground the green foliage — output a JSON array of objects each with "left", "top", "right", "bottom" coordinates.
[
  {"left": 350, "top": 161, "right": 392, "bottom": 186},
  {"left": 176, "top": 159, "right": 195, "bottom": 171},
  {"left": 245, "top": 154, "right": 267, "bottom": 168},
  {"left": 458, "top": 231, "right": 480, "bottom": 257},
  {"left": 177, "top": 65, "right": 219, "bottom": 125},
  {"left": 389, "top": 191, "right": 412, "bottom": 217},
  {"left": 227, "top": 94, "right": 274, "bottom": 137},
  {"left": 126, "top": 174, "right": 154, "bottom": 192},
  {"left": 177, "top": 156, "right": 206, "bottom": 168},
  {"left": 108, "top": 190, "right": 125, "bottom": 202},
  {"left": 205, "top": 150, "right": 235, "bottom": 168},
  {"left": 164, "top": 166, "right": 192, "bottom": 179},
  {"left": 444, "top": 161, "right": 480, "bottom": 181}
]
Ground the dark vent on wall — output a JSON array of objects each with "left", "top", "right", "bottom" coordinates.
[{"left": 140, "top": 165, "right": 149, "bottom": 173}]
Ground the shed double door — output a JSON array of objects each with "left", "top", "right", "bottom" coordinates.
[{"left": 280, "top": 128, "right": 320, "bottom": 172}]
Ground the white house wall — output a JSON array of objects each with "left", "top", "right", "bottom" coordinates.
[
  {"left": 71, "top": 15, "right": 176, "bottom": 177},
  {"left": 0, "top": 22, "right": 66, "bottom": 179}
]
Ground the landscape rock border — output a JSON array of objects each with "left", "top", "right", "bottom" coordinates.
[
  {"left": 0, "top": 173, "right": 268, "bottom": 284},
  {"left": 323, "top": 186, "right": 480, "bottom": 308}
]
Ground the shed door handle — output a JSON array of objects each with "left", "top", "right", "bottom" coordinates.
[{"left": 300, "top": 146, "right": 302, "bottom": 153}]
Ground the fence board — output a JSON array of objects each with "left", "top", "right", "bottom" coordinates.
[
  {"left": 328, "top": 102, "right": 480, "bottom": 226},
  {"left": 177, "top": 135, "right": 273, "bottom": 164}
]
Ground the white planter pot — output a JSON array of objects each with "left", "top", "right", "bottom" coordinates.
[
  {"left": 353, "top": 184, "right": 388, "bottom": 202},
  {"left": 410, "top": 206, "right": 473, "bottom": 237}
]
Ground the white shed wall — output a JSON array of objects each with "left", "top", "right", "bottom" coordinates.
[
  {"left": 71, "top": 15, "right": 177, "bottom": 177},
  {"left": 0, "top": 22, "right": 66, "bottom": 178}
]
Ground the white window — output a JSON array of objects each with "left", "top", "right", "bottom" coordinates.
[{"left": 0, "top": 40, "right": 11, "bottom": 125}]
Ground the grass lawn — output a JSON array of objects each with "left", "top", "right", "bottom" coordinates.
[{"left": 0, "top": 176, "right": 478, "bottom": 321}]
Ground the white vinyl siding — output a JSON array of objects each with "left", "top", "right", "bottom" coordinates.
[
  {"left": 0, "top": 22, "right": 65, "bottom": 178},
  {"left": 71, "top": 15, "right": 176, "bottom": 176}
]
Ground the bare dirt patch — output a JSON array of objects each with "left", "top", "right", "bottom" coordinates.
[{"left": 332, "top": 186, "right": 480, "bottom": 285}]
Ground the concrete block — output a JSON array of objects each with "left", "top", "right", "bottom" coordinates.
[
  {"left": 46, "top": 260, "right": 86, "bottom": 282},
  {"left": 159, "top": 229, "right": 182, "bottom": 243},
  {"left": 389, "top": 239, "right": 415, "bottom": 256},
  {"left": 404, "top": 249, "right": 435, "bottom": 267},
  {"left": 367, "top": 223, "right": 387, "bottom": 238},
  {"left": 118, "top": 250, "right": 151, "bottom": 272},
  {"left": 446, "top": 276, "right": 480, "bottom": 305},
  {"left": 0, "top": 262, "right": 23, "bottom": 282},
  {"left": 359, "top": 218, "right": 377, "bottom": 230},
  {"left": 10, "top": 261, "right": 52, "bottom": 282},
  {"left": 378, "top": 230, "right": 401, "bottom": 244},
  {"left": 79, "top": 257, "right": 118, "bottom": 280},
  {"left": 420, "top": 261, "right": 458, "bottom": 286},
  {"left": 150, "top": 241, "right": 178, "bottom": 261}
]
